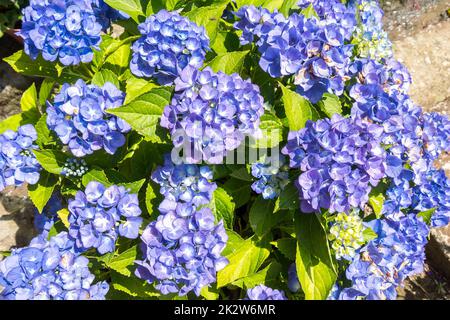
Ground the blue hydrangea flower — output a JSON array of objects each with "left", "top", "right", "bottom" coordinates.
[
  {"left": 282, "top": 114, "right": 386, "bottom": 213},
  {"left": 234, "top": 3, "right": 356, "bottom": 102},
  {"left": 0, "top": 124, "right": 41, "bottom": 191},
  {"left": 338, "top": 215, "right": 429, "bottom": 300},
  {"left": 348, "top": 0, "right": 393, "bottom": 61},
  {"left": 34, "top": 193, "right": 63, "bottom": 236},
  {"left": 67, "top": 181, "right": 143, "bottom": 254},
  {"left": 46, "top": 80, "right": 130, "bottom": 157},
  {"left": 251, "top": 154, "right": 290, "bottom": 199},
  {"left": 19, "top": 0, "right": 111, "bottom": 66},
  {"left": 161, "top": 67, "right": 265, "bottom": 164},
  {"left": 244, "top": 285, "right": 287, "bottom": 300},
  {"left": 287, "top": 263, "right": 301, "bottom": 293},
  {"left": 0, "top": 232, "right": 109, "bottom": 300},
  {"left": 422, "top": 112, "right": 450, "bottom": 160},
  {"left": 135, "top": 159, "right": 228, "bottom": 296},
  {"left": 130, "top": 10, "right": 210, "bottom": 85}
]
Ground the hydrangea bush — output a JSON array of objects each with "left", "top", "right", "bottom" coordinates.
[{"left": 1, "top": 0, "right": 449, "bottom": 301}]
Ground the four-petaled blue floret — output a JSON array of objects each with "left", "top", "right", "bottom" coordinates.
[
  {"left": 244, "top": 285, "right": 287, "bottom": 300},
  {"left": 130, "top": 10, "right": 210, "bottom": 85},
  {"left": 67, "top": 181, "right": 143, "bottom": 254},
  {"left": 251, "top": 154, "right": 290, "bottom": 199},
  {"left": 0, "top": 124, "right": 41, "bottom": 191},
  {"left": 46, "top": 79, "right": 130, "bottom": 157}
]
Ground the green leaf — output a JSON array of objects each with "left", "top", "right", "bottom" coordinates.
[
  {"left": 369, "top": 192, "right": 385, "bottom": 219},
  {"left": 279, "top": 83, "right": 314, "bottom": 131},
  {"left": 277, "top": 182, "right": 299, "bottom": 211},
  {"left": 93, "top": 35, "right": 140, "bottom": 70},
  {"left": 185, "top": 4, "right": 227, "bottom": 43},
  {"left": 3, "top": 50, "right": 80, "bottom": 82},
  {"left": 28, "top": 171, "right": 57, "bottom": 213},
  {"left": 236, "top": 0, "right": 266, "bottom": 8},
  {"left": 145, "top": 181, "right": 161, "bottom": 219},
  {"left": 362, "top": 227, "right": 378, "bottom": 242},
  {"left": 33, "top": 149, "right": 68, "bottom": 175},
  {"left": 20, "top": 83, "right": 38, "bottom": 112},
  {"left": 275, "top": 237, "right": 296, "bottom": 260},
  {"left": 92, "top": 69, "right": 120, "bottom": 88},
  {"left": 57, "top": 209, "right": 70, "bottom": 228},
  {"left": 222, "top": 229, "right": 245, "bottom": 257},
  {"left": 0, "top": 114, "right": 23, "bottom": 134},
  {"left": 206, "top": 51, "right": 249, "bottom": 75},
  {"left": 262, "top": 0, "right": 284, "bottom": 11},
  {"left": 223, "top": 178, "right": 252, "bottom": 208},
  {"left": 210, "top": 187, "right": 235, "bottom": 229},
  {"left": 104, "top": 42, "right": 131, "bottom": 75},
  {"left": 249, "top": 196, "right": 276, "bottom": 237},
  {"left": 110, "top": 271, "right": 161, "bottom": 298},
  {"left": 125, "top": 76, "right": 158, "bottom": 104},
  {"left": 39, "top": 79, "right": 55, "bottom": 107},
  {"left": 103, "top": 0, "right": 143, "bottom": 22},
  {"left": 121, "top": 178, "right": 146, "bottom": 194},
  {"left": 107, "top": 245, "right": 138, "bottom": 276},
  {"left": 34, "top": 115, "right": 54, "bottom": 147},
  {"left": 217, "top": 237, "right": 270, "bottom": 288},
  {"left": 294, "top": 214, "right": 337, "bottom": 300},
  {"left": 301, "top": 3, "right": 319, "bottom": 19},
  {"left": 418, "top": 208, "right": 436, "bottom": 225},
  {"left": 232, "top": 261, "right": 282, "bottom": 289},
  {"left": 317, "top": 93, "right": 342, "bottom": 117},
  {"left": 250, "top": 112, "right": 284, "bottom": 148},
  {"left": 82, "top": 168, "right": 112, "bottom": 187},
  {"left": 200, "top": 285, "right": 220, "bottom": 300},
  {"left": 279, "top": 0, "right": 298, "bottom": 16},
  {"left": 107, "top": 87, "right": 172, "bottom": 141}
]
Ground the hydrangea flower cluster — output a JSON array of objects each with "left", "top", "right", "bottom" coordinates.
[
  {"left": 0, "top": 124, "right": 41, "bottom": 191},
  {"left": 422, "top": 112, "right": 450, "bottom": 160},
  {"left": 349, "top": 0, "right": 393, "bottom": 61},
  {"left": 130, "top": 10, "right": 210, "bottom": 85},
  {"left": 135, "top": 158, "right": 228, "bottom": 296},
  {"left": 34, "top": 193, "right": 63, "bottom": 236},
  {"left": 233, "top": 2, "right": 356, "bottom": 102},
  {"left": 328, "top": 211, "right": 365, "bottom": 260},
  {"left": 67, "top": 181, "right": 143, "bottom": 254},
  {"left": 46, "top": 80, "right": 130, "bottom": 157},
  {"left": 61, "top": 158, "right": 89, "bottom": 178},
  {"left": 244, "top": 285, "right": 287, "bottom": 300},
  {"left": 251, "top": 155, "right": 290, "bottom": 199},
  {"left": 0, "top": 232, "right": 109, "bottom": 300},
  {"left": 19, "top": 0, "right": 109, "bottom": 66},
  {"left": 161, "top": 67, "right": 265, "bottom": 164},
  {"left": 282, "top": 114, "right": 386, "bottom": 213},
  {"left": 338, "top": 214, "right": 429, "bottom": 300}
]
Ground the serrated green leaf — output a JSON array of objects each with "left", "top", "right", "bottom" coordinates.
[
  {"left": 210, "top": 187, "right": 235, "bottom": 229},
  {"left": 277, "top": 182, "right": 299, "bottom": 211},
  {"left": 104, "top": 42, "right": 132, "bottom": 75},
  {"left": 222, "top": 229, "right": 245, "bottom": 257},
  {"left": 317, "top": 93, "right": 342, "bottom": 117},
  {"left": 275, "top": 237, "right": 296, "bottom": 260},
  {"left": 107, "top": 87, "right": 172, "bottom": 141},
  {"left": 125, "top": 76, "right": 158, "bottom": 104},
  {"left": 217, "top": 238, "right": 270, "bottom": 288},
  {"left": 249, "top": 196, "right": 276, "bottom": 237},
  {"left": 0, "top": 113, "right": 23, "bottom": 134},
  {"left": 250, "top": 112, "right": 284, "bottom": 148},
  {"left": 279, "top": 83, "right": 314, "bottom": 131},
  {"left": 35, "top": 115, "right": 53, "bottom": 147},
  {"left": 20, "top": 83, "right": 38, "bottom": 112},
  {"left": 110, "top": 271, "right": 161, "bottom": 298},
  {"left": 92, "top": 69, "right": 120, "bottom": 88},
  {"left": 223, "top": 178, "right": 252, "bottom": 208},
  {"left": 107, "top": 245, "right": 138, "bottom": 276},
  {"left": 82, "top": 168, "right": 112, "bottom": 187},
  {"left": 236, "top": 0, "right": 265, "bottom": 8},
  {"left": 232, "top": 261, "right": 282, "bottom": 289},
  {"left": 369, "top": 192, "right": 385, "bottom": 219},
  {"left": 103, "top": 0, "right": 143, "bottom": 22},
  {"left": 33, "top": 149, "right": 68, "bottom": 174},
  {"left": 362, "top": 226, "right": 378, "bottom": 242},
  {"left": 121, "top": 178, "right": 146, "bottom": 194},
  {"left": 294, "top": 213, "right": 337, "bottom": 300},
  {"left": 185, "top": 4, "right": 227, "bottom": 43},
  {"left": 28, "top": 171, "right": 57, "bottom": 213},
  {"left": 279, "top": 0, "right": 298, "bottom": 16},
  {"left": 39, "top": 79, "right": 55, "bottom": 107},
  {"left": 201, "top": 285, "right": 220, "bottom": 300},
  {"left": 206, "top": 50, "right": 249, "bottom": 75}
]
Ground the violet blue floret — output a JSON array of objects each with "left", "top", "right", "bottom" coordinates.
[{"left": 244, "top": 285, "right": 287, "bottom": 300}]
